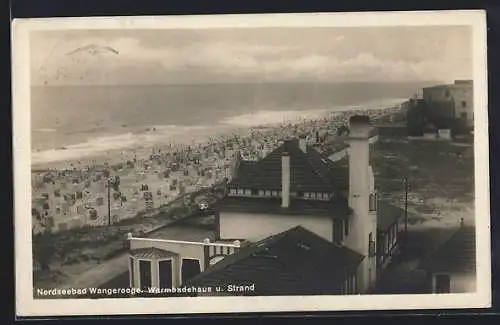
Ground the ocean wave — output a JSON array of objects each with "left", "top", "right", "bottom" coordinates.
[
  {"left": 220, "top": 98, "right": 407, "bottom": 127},
  {"left": 31, "top": 124, "right": 233, "bottom": 165},
  {"left": 31, "top": 97, "right": 408, "bottom": 165}
]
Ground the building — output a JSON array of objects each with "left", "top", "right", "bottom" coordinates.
[
  {"left": 418, "top": 223, "right": 476, "bottom": 294},
  {"left": 126, "top": 115, "right": 404, "bottom": 295},
  {"left": 422, "top": 80, "right": 474, "bottom": 128},
  {"left": 183, "top": 226, "right": 364, "bottom": 296}
]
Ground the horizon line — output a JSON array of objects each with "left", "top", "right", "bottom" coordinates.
[{"left": 31, "top": 80, "right": 450, "bottom": 88}]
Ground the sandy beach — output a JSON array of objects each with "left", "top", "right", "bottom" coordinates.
[{"left": 30, "top": 103, "right": 404, "bottom": 235}]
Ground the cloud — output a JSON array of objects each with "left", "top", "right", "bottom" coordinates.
[{"left": 30, "top": 28, "right": 472, "bottom": 85}]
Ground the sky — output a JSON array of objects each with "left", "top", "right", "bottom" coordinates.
[{"left": 30, "top": 26, "right": 473, "bottom": 86}]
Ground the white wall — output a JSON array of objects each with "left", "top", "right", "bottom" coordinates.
[
  {"left": 130, "top": 239, "right": 206, "bottom": 266},
  {"left": 219, "top": 212, "right": 333, "bottom": 242}
]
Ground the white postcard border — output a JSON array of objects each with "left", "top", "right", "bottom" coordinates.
[{"left": 12, "top": 10, "right": 491, "bottom": 317}]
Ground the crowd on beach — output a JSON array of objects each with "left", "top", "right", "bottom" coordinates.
[{"left": 31, "top": 103, "right": 405, "bottom": 235}]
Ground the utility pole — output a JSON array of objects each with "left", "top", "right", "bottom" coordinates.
[
  {"left": 404, "top": 176, "right": 409, "bottom": 240},
  {"left": 107, "top": 176, "right": 111, "bottom": 227}
]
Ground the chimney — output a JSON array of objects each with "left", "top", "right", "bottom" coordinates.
[
  {"left": 346, "top": 114, "right": 375, "bottom": 292},
  {"left": 281, "top": 151, "right": 291, "bottom": 208},
  {"left": 299, "top": 135, "right": 307, "bottom": 153},
  {"left": 348, "top": 115, "right": 372, "bottom": 199}
]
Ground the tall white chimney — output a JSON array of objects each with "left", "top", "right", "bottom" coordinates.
[
  {"left": 345, "top": 115, "right": 378, "bottom": 293},
  {"left": 298, "top": 135, "right": 307, "bottom": 153},
  {"left": 348, "top": 115, "right": 371, "bottom": 203},
  {"left": 281, "top": 151, "right": 291, "bottom": 208}
]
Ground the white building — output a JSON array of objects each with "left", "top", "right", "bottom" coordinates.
[
  {"left": 422, "top": 80, "right": 474, "bottom": 128},
  {"left": 126, "top": 115, "right": 403, "bottom": 295}
]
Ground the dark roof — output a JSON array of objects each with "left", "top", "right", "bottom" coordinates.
[
  {"left": 183, "top": 226, "right": 364, "bottom": 295},
  {"left": 228, "top": 139, "right": 347, "bottom": 193},
  {"left": 377, "top": 201, "right": 404, "bottom": 231},
  {"left": 418, "top": 226, "right": 476, "bottom": 273},
  {"left": 130, "top": 247, "right": 176, "bottom": 259},
  {"left": 214, "top": 196, "right": 351, "bottom": 218},
  {"left": 318, "top": 139, "right": 350, "bottom": 158}
]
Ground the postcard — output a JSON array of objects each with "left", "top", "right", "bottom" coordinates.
[{"left": 12, "top": 10, "right": 490, "bottom": 317}]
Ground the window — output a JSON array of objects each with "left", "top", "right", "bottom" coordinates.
[
  {"left": 244, "top": 189, "right": 252, "bottom": 195},
  {"left": 344, "top": 219, "right": 349, "bottom": 236},
  {"left": 434, "top": 274, "right": 451, "bottom": 293},
  {"left": 230, "top": 189, "right": 237, "bottom": 195},
  {"left": 461, "top": 101, "right": 467, "bottom": 108},
  {"left": 368, "top": 232, "right": 376, "bottom": 257},
  {"left": 129, "top": 257, "right": 135, "bottom": 287},
  {"left": 369, "top": 193, "right": 377, "bottom": 211},
  {"left": 89, "top": 209, "right": 97, "bottom": 220},
  {"left": 444, "top": 89, "right": 450, "bottom": 98},
  {"left": 258, "top": 190, "right": 264, "bottom": 196},
  {"left": 332, "top": 219, "right": 344, "bottom": 243},
  {"left": 251, "top": 189, "right": 259, "bottom": 195},
  {"left": 271, "top": 191, "right": 278, "bottom": 196},
  {"left": 265, "top": 190, "right": 271, "bottom": 196},
  {"left": 237, "top": 189, "right": 244, "bottom": 195},
  {"left": 139, "top": 260, "right": 152, "bottom": 290},
  {"left": 181, "top": 259, "right": 201, "bottom": 284},
  {"left": 159, "top": 259, "right": 173, "bottom": 288},
  {"left": 304, "top": 192, "right": 310, "bottom": 198}
]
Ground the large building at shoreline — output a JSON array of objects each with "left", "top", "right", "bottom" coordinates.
[
  {"left": 422, "top": 80, "right": 474, "bottom": 128},
  {"left": 126, "top": 115, "right": 404, "bottom": 296}
]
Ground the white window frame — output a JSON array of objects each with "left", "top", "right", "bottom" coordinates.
[
  {"left": 264, "top": 190, "right": 271, "bottom": 196},
  {"left": 258, "top": 190, "right": 265, "bottom": 196},
  {"left": 156, "top": 257, "right": 175, "bottom": 288},
  {"left": 271, "top": 190, "right": 278, "bottom": 196},
  {"left": 179, "top": 257, "right": 202, "bottom": 285},
  {"left": 133, "top": 257, "right": 174, "bottom": 289}
]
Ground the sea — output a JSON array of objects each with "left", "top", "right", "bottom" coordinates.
[{"left": 30, "top": 82, "right": 431, "bottom": 165}]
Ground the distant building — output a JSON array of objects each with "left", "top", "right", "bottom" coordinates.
[
  {"left": 422, "top": 80, "right": 474, "bottom": 128},
  {"left": 418, "top": 224, "right": 476, "bottom": 293},
  {"left": 125, "top": 116, "right": 404, "bottom": 296}
]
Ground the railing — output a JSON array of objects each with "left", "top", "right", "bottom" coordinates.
[{"left": 127, "top": 234, "right": 241, "bottom": 248}]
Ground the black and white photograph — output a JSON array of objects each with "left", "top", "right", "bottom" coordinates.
[{"left": 13, "top": 11, "right": 490, "bottom": 317}]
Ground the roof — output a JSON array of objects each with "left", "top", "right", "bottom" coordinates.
[
  {"left": 377, "top": 201, "right": 404, "bottom": 231},
  {"left": 228, "top": 138, "right": 347, "bottom": 193},
  {"left": 318, "top": 139, "right": 350, "bottom": 158},
  {"left": 418, "top": 226, "right": 476, "bottom": 274},
  {"left": 183, "top": 226, "right": 364, "bottom": 295},
  {"left": 130, "top": 247, "right": 176, "bottom": 259},
  {"left": 214, "top": 196, "right": 351, "bottom": 218}
]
